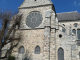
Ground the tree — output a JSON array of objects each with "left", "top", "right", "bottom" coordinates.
[{"left": 0, "top": 9, "right": 22, "bottom": 59}]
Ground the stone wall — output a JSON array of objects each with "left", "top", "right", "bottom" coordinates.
[
  {"left": 19, "top": 5, "right": 53, "bottom": 29},
  {"left": 2, "top": 0, "right": 80, "bottom": 60},
  {"left": 12, "top": 29, "right": 44, "bottom": 60},
  {"left": 59, "top": 20, "right": 80, "bottom": 60},
  {"left": 56, "top": 27, "right": 77, "bottom": 60}
]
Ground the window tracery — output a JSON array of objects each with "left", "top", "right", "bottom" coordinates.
[
  {"left": 35, "top": 46, "right": 40, "bottom": 54},
  {"left": 19, "top": 46, "right": 25, "bottom": 54}
]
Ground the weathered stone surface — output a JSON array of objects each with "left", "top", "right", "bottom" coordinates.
[
  {"left": 2, "top": 0, "right": 80, "bottom": 60},
  {"left": 19, "top": 0, "right": 52, "bottom": 8}
]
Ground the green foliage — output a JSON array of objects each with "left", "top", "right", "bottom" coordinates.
[{"left": 8, "top": 56, "right": 15, "bottom": 60}]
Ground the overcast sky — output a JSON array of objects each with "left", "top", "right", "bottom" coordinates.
[{"left": 0, "top": 0, "right": 80, "bottom": 13}]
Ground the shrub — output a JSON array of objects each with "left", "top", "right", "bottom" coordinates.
[{"left": 8, "top": 56, "right": 15, "bottom": 60}]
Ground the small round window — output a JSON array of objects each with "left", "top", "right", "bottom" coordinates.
[{"left": 59, "top": 34, "right": 62, "bottom": 38}]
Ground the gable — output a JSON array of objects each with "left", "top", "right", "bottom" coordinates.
[{"left": 19, "top": 0, "right": 53, "bottom": 8}]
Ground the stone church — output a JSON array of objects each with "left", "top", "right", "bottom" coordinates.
[{"left": 1, "top": 0, "right": 80, "bottom": 60}]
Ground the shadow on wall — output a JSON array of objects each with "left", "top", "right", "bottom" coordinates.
[{"left": 23, "top": 50, "right": 32, "bottom": 60}]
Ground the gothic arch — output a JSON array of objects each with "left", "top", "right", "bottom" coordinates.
[
  {"left": 77, "top": 28, "right": 80, "bottom": 39},
  {"left": 19, "top": 46, "right": 25, "bottom": 54},
  {"left": 58, "top": 47, "right": 64, "bottom": 60},
  {"left": 74, "top": 23, "right": 78, "bottom": 27},
  {"left": 62, "top": 27, "right": 66, "bottom": 33},
  {"left": 59, "top": 24, "right": 66, "bottom": 33},
  {"left": 79, "top": 52, "right": 80, "bottom": 58},
  {"left": 72, "top": 29, "right": 76, "bottom": 35},
  {"left": 35, "top": 45, "right": 40, "bottom": 54}
]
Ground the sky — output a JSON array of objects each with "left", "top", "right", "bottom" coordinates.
[{"left": 0, "top": 0, "right": 80, "bottom": 13}]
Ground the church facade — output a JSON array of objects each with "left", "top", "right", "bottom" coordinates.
[{"left": 1, "top": 0, "right": 80, "bottom": 60}]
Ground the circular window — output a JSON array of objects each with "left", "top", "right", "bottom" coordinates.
[
  {"left": 26, "top": 11, "right": 43, "bottom": 28},
  {"left": 59, "top": 34, "right": 62, "bottom": 38}
]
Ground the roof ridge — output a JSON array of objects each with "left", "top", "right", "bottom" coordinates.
[{"left": 57, "top": 11, "right": 78, "bottom": 14}]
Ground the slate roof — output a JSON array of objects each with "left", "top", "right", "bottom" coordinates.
[{"left": 57, "top": 11, "right": 80, "bottom": 21}]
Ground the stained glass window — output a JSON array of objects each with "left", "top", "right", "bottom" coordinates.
[
  {"left": 58, "top": 48, "right": 64, "bottom": 60},
  {"left": 77, "top": 29, "right": 80, "bottom": 39},
  {"left": 79, "top": 52, "right": 80, "bottom": 58},
  {"left": 26, "top": 11, "right": 43, "bottom": 28},
  {"left": 19, "top": 46, "right": 25, "bottom": 54},
  {"left": 72, "top": 29, "right": 76, "bottom": 35},
  {"left": 62, "top": 27, "right": 65, "bottom": 33},
  {"left": 74, "top": 23, "right": 77, "bottom": 27},
  {"left": 35, "top": 46, "right": 40, "bottom": 54},
  {"left": 0, "top": 51, "right": 1, "bottom": 57}
]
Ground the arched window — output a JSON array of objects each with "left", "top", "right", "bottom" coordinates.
[
  {"left": 77, "top": 29, "right": 80, "bottom": 39},
  {"left": 35, "top": 46, "right": 40, "bottom": 54},
  {"left": 62, "top": 27, "right": 65, "bottom": 33},
  {"left": 79, "top": 52, "right": 80, "bottom": 58},
  {"left": 19, "top": 46, "right": 25, "bottom": 54},
  {"left": 72, "top": 29, "right": 76, "bottom": 35},
  {"left": 58, "top": 48, "right": 64, "bottom": 60},
  {"left": 74, "top": 23, "right": 77, "bottom": 27},
  {"left": 0, "top": 51, "right": 1, "bottom": 57}
]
